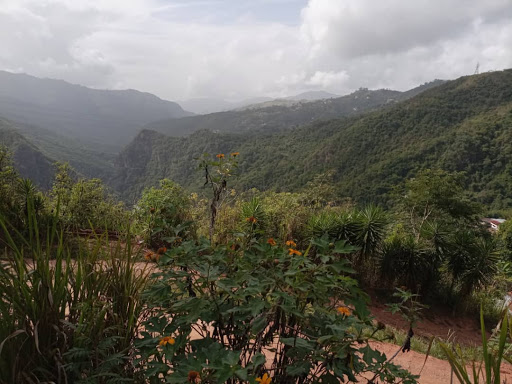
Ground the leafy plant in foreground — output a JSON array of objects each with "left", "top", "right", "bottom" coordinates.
[
  {"left": 0, "top": 199, "right": 149, "bottom": 383},
  {"left": 137, "top": 235, "right": 418, "bottom": 383}
]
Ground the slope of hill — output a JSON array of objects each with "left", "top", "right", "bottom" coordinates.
[
  {"left": 113, "top": 70, "right": 512, "bottom": 209},
  {"left": 0, "top": 118, "right": 55, "bottom": 188},
  {"left": 15, "top": 122, "right": 115, "bottom": 180},
  {"left": 146, "top": 81, "right": 443, "bottom": 137},
  {"left": 0, "top": 71, "right": 193, "bottom": 151}
]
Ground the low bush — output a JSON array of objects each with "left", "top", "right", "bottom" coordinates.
[{"left": 136, "top": 234, "right": 418, "bottom": 383}]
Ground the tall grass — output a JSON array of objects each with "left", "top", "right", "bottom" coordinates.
[
  {"left": 440, "top": 307, "right": 511, "bottom": 384},
  {"left": 0, "top": 198, "right": 149, "bottom": 383}
]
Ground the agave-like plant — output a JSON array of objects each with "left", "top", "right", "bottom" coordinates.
[{"left": 355, "top": 204, "right": 388, "bottom": 259}]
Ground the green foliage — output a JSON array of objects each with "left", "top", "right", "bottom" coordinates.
[
  {"left": 137, "top": 235, "right": 417, "bottom": 383},
  {"left": 135, "top": 179, "right": 194, "bottom": 248},
  {"left": 379, "top": 227, "right": 435, "bottom": 291},
  {"left": 396, "top": 169, "right": 480, "bottom": 234},
  {"left": 51, "top": 163, "right": 128, "bottom": 231},
  {"left": 387, "top": 288, "right": 428, "bottom": 328},
  {"left": 497, "top": 220, "right": 512, "bottom": 261},
  {"left": 0, "top": 199, "right": 149, "bottom": 383},
  {"left": 379, "top": 170, "right": 498, "bottom": 301}
]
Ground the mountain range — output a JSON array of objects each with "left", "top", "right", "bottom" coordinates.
[
  {"left": 145, "top": 82, "right": 443, "bottom": 138},
  {"left": 2, "top": 69, "right": 512, "bottom": 212},
  {"left": 0, "top": 70, "right": 192, "bottom": 152},
  {"left": 178, "top": 91, "right": 340, "bottom": 115}
]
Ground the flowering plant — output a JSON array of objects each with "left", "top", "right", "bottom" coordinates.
[{"left": 136, "top": 235, "right": 417, "bottom": 383}]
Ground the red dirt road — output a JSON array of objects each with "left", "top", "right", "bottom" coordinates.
[{"left": 371, "top": 341, "right": 512, "bottom": 383}]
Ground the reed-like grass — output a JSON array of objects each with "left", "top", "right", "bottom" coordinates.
[{"left": 0, "top": 198, "right": 149, "bottom": 383}]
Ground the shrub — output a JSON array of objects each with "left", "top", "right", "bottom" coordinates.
[
  {"left": 51, "top": 163, "right": 129, "bottom": 232},
  {"left": 135, "top": 179, "right": 194, "bottom": 249},
  {"left": 136, "top": 235, "right": 418, "bottom": 383}
]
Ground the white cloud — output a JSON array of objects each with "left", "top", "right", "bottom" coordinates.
[
  {"left": 0, "top": 0, "right": 510, "bottom": 101},
  {"left": 306, "top": 71, "right": 349, "bottom": 88}
]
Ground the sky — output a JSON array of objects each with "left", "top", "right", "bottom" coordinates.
[{"left": 1, "top": 0, "right": 511, "bottom": 101}]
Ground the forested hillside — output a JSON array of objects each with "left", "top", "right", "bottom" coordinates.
[
  {"left": 145, "top": 81, "right": 443, "bottom": 137},
  {"left": 15, "top": 122, "right": 115, "bottom": 180},
  {"left": 0, "top": 118, "right": 55, "bottom": 187},
  {"left": 114, "top": 70, "right": 512, "bottom": 209},
  {"left": 0, "top": 70, "right": 192, "bottom": 151}
]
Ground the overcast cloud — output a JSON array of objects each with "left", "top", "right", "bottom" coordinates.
[{"left": 0, "top": 0, "right": 511, "bottom": 101}]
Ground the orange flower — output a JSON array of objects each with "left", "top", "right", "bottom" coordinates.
[
  {"left": 256, "top": 373, "right": 271, "bottom": 384},
  {"left": 285, "top": 240, "right": 297, "bottom": 248},
  {"left": 267, "top": 238, "right": 277, "bottom": 246},
  {"left": 246, "top": 216, "right": 258, "bottom": 223},
  {"left": 230, "top": 152, "right": 240, "bottom": 157},
  {"left": 144, "top": 251, "right": 155, "bottom": 261},
  {"left": 188, "top": 370, "right": 200, "bottom": 383},
  {"left": 156, "top": 247, "right": 167, "bottom": 255},
  {"left": 158, "top": 336, "right": 175, "bottom": 346},
  {"left": 336, "top": 306, "right": 352, "bottom": 316},
  {"left": 216, "top": 153, "right": 225, "bottom": 159},
  {"left": 288, "top": 248, "right": 302, "bottom": 256}
]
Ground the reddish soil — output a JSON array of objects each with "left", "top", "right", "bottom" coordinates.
[
  {"left": 370, "top": 341, "right": 512, "bottom": 384},
  {"left": 367, "top": 297, "right": 512, "bottom": 383},
  {"left": 368, "top": 299, "right": 483, "bottom": 346}
]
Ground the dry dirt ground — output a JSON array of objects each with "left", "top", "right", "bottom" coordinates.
[
  {"left": 369, "top": 300, "right": 483, "bottom": 345},
  {"left": 371, "top": 341, "right": 512, "bottom": 383},
  {"left": 367, "top": 299, "right": 512, "bottom": 383}
]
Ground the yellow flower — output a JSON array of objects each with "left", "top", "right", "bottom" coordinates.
[
  {"left": 216, "top": 153, "right": 225, "bottom": 159},
  {"left": 256, "top": 373, "right": 271, "bottom": 384},
  {"left": 267, "top": 238, "right": 277, "bottom": 246},
  {"left": 158, "top": 336, "right": 175, "bottom": 346},
  {"left": 285, "top": 240, "right": 297, "bottom": 248},
  {"left": 288, "top": 248, "right": 302, "bottom": 256},
  {"left": 336, "top": 306, "right": 352, "bottom": 316},
  {"left": 188, "top": 370, "right": 200, "bottom": 383},
  {"left": 230, "top": 152, "right": 240, "bottom": 157},
  {"left": 246, "top": 216, "right": 258, "bottom": 223}
]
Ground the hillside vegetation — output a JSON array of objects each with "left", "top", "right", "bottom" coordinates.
[
  {"left": 0, "top": 118, "right": 55, "bottom": 187},
  {"left": 114, "top": 70, "right": 512, "bottom": 210}
]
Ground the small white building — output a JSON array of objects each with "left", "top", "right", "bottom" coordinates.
[{"left": 481, "top": 218, "right": 506, "bottom": 231}]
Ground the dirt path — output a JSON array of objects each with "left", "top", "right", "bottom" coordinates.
[
  {"left": 369, "top": 300, "right": 483, "bottom": 345},
  {"left": 371, "top": 341, "right": 512, "bottom": 383}
]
